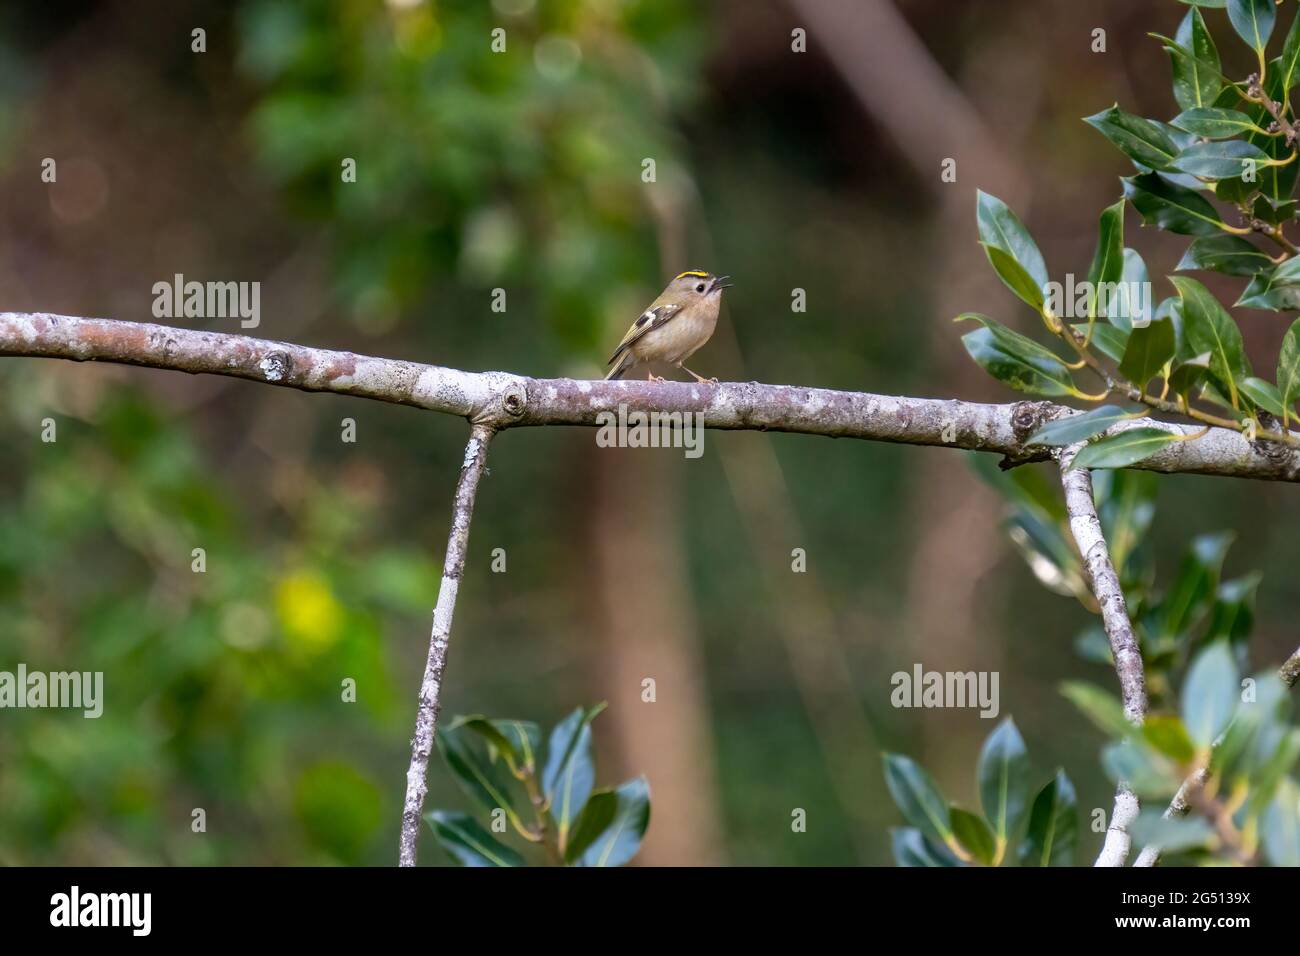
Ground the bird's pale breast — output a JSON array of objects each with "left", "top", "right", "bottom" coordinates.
[{"left": 631, "top": 299, "right": 719, "bottom": 364}]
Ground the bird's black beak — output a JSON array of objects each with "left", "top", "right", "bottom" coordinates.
[{"left": 710, "top": 275, "right": 734, "bottom": 293}]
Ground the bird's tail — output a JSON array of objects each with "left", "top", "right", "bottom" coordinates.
[{"left": 604, "top": 356, "right": 632, "bottom": 380}]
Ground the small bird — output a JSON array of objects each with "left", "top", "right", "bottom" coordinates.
[{"left": 604, "top": 270, "right": 732, "bottom": 382}]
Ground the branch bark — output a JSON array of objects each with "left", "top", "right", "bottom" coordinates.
[
  {"left": 5, "top": 313, "right": 1300, "bottom": 481},
  {"left": 1059, "top": 445, "right": 1148, "bottom": 867},
  {"left": 398, "top": 424, "right": 494, "bottom": 867}
]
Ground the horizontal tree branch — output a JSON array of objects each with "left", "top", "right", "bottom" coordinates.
[{"left": 4, "top": 313, "right": 1300, "bottom": 482}]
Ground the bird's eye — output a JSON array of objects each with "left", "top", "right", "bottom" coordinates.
[{"left": 695, "top": 284, "right": 705, "bottom": 293}]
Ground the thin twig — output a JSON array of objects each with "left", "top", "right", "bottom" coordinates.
[
  {"left": 1059, "top": 445, "right": 1148, "bottom": 867},
  {"left": 398, "top": 424, "right": 494, "bottom": 867}
]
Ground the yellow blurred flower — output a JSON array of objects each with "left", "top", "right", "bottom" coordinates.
[{"left": 275, "top": 571, "right": 345, "bottom": 656}]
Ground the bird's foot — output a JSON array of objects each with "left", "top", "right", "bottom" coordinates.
[{"left": 647, "top": 372, "right": 666, "bottom": 383}]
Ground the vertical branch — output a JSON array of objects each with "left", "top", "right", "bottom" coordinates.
[
  {"left": 398, "top": 423, "right": 494, "bottom": 867},
  {"left": 1059, "top": 446, "right": 1148, "bottom": 867}
]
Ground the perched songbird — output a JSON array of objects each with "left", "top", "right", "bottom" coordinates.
[{"left": 604, "top": 270, "right": 732, "bottom": 382}]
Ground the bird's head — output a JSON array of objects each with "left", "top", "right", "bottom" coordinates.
[{"left": 667, "top": 270, "right": 733, "bottom": 302}]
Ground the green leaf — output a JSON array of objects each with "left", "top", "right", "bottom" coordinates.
[
  {"left": 569, "top": 776, "right": 650, "bottom": 867},
  {"left": 543, "top": 702, "right": 607, "bottom": 850},
  {"left": 1243, "top": 57, "right": 1300, "bottom": 202},
  {"left": 1181, "top": 641, "right": 1240, "bottom": 747},
  {"left": 890, "top": 828, "right": 961, "bottom": 867},
  {"left": 1119, "top": 316, "right": 1176, "bottom": 389},
  {"left": 436, "top": 722, "right": 528, "bottom": 832},
  {"left": 1131, "top": 810, "right": 1216, "bottom": 854},
  {"left": 1123, "top": 172, "right": 1227, "bottom": 236},
  {"left": 1176, "top": 235, "right": 1273, "bottom": 276},
  {"left": 1085, "top": 200, "right": 1126, "bottom": 320},
  {"left": 959, "top": 317, "right": 1077, "bottom": 397},
  {"left": 1070, "top": 324, "right": 1129, "bottom": 364},
  {"left": 950, "top": 807, "right": 997, "bottom": 866},
  {"left": 1142, "top": 715, "right": 1197, "bottom": 763},
  {"left": 1102, "top": 739, "right": 1180, "bottom": 798},
  {"left": 1240, "top": 375, "right": 1285, "bottom": 415},
  {"left": 451, "top": 716, "right": 540, "bottom": 777},
  {"left": 1171, "top": 139, "right": 1271, "bottom": 180},
  {"left": 1235, "top": 257, "right": 1300, "bottom": 310},
  {"left": 1170, "top": 9, "right": 1224, "bottom": 110},
  {"left": 977, "top": 718, "right": 1032, "bottom": 852},
  {"left": 1263, "top": 778, "right": 1300, "bottom": 866},
  {"left": 1253, "top": 195, "right": 1296, "bottom": 225},
  {"left": 492, "top": 719, "right": 542, "bottom": 775},
  {"left": 1171, "top": 106, "right": 1262, "bottom": 138},
  {"left": 1097, "top": 469, "right": 1159, "bottom": 579},
  {"left": 1171, "top": 276, "right": 1250, "bottom": 406},
  {"left": 1168, "top": 352, "right": 1213, "bottom": 398},
  {"left": 424, "top": 810, "right": 526, "bottom": 867},
  {"left": 1226, "top": 0, "right": 1275, "bottom": 58},
  {"left": 1112, "top": 248, "right": 1152, "bottom": 331},
  {"left": 1070, "top": 427, "right": 1181, "bottom": 470},
  {"left": 883, "top": 753, "right": 953, "bottom": 845},
  {"left": 1278, "top": 317, "right": 1300, "bottom": 422},
  {"left": 976, "top": 191, "right": 1050, "bottom": 310},
  {"left": 1157, "top": 531, "right": 1233, "bottom": 641},
  {"left": 1061, "top": 682, "right": 1135, "bottom": 738},
  {"left": 1085, "top": 105, "right": 1180, "bottom": 169},
  {"left": 1281, "top": 6, "right": 1300, "bottom": 92},
  {"left": 1206, "top": 572, "right": 1262, "bottom": 644},
  {"left": 1018, "top": 771, "right": 1077, "bottom": 867},
  {"left": 1027, "top": 405, "right": 1136, "bottom": 447}
]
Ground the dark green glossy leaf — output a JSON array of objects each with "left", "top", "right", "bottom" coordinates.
[
  {"left": 1236, "top": 257, "right": 1300, "bottom": 310},
  {"left": 1070, "top": 427, "right": 1181, "bottom": 470},
  {"left": 437, "top": 722, "right": 527, "bottom": 831},
  {"left": 950, "top": 807, "right": 997, "bottom": 865},
  {"left": 1227, "top": 0, "right": 1275, "bottom": 57},
  {"left": 1070, "top": 321, "right": 1130, "bottom": 362},
  {"left": 1241, "top": 375, "right": 1285, "bottom": 414},
  {"left": 1085, "top": 200, "right": 1126, "bottom": 320},
  {"left": 1181, "top": 641, "right": 1239, "bottom": 747},
  {"left": 1171, "top": 106, "right": 1261, "bottom": 138},
  {"left": 976, "top": 191, "right": 1050, "bottom": 310},
  {"left": 1170, "top": 9, "right": 1224, "bottom": 110},
  {"left": 1123, "top": 172, "right": 1227, "bottom": 235},
  {"left": 1281, "top": 6, "right": 1300, "bottom": 92},
  {"left": 1253, "top": 195, "right": 1296, "bottom": 225},
  {"left": 883, "top": 754, "right": 953, "bottom": 845},
  {"left": 1168, "top": 352, "right": 1213, "bottom": 398},
  {"left": 569, "top": 776, "right": 650, "bottom": 867},
  {"left": 1176, "top": 235, "right": 1273, "bottom": 275},
  {"left": 1171, "top": 276, "right": 1250, "bottom": 405},
  {"left": 1278, "top": 317, "right": 1300, "bottom": 422},
  {"left": 543, "top": 702, "right": 606, "bottom": 850},
  {"left": 960, "top": 317, "right": 1076, "bottom": 397},
  {"left": 1027, "top": 405, "right": 1135, "bottom": 447},
  {"left": 1243, "top": 57, "right": 1300, "bottom": 202},
  {"left": 977, "top": 717, "right": 1032, "bottom": 850},
  {"left": 1085, "top": 105, "right": 1179, "bottom": 169},
  {"left": 1171, "top": 139, "right": 1271, "bottom": 179},
  {"left": 1119, "top": 316, "right": 1176, "bottom": 389},
  {"left": 1112, "top": 248, "right": 1153, "bottom": 330},
  {"left": 890, "top": 828, "right": 962, "bottom": 867},
  {"left": 1018, "top": 771, "right": 1077, "bottom": 867},
  {"left": 424, "top": 810, "right": 526, "bottom": 867},
  {"left": 452, "top": 715, "right": 540, "bottom": 777}
]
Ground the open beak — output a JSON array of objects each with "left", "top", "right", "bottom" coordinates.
[{"left": 710, "top": 275, "right": 734, "bottom": 293}]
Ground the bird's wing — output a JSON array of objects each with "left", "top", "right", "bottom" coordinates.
[{"left": 606, "top": 303, "right": 681, "bottom": 365}]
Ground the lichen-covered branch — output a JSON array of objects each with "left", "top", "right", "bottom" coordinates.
[
  {"left": 4, "top": 313, "right": 1300, "bottom": 481},
  {"left": 398, "top": 424, "right": 493, "bottom": 867},
  {"left": 1060, "top": 446, "right": 1149, "bottom": 867}
]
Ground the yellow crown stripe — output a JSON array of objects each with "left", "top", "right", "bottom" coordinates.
[{"left": 675, "top": 270, "right": 710, "bottom": 280}]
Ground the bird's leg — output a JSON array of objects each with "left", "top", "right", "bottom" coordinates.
[
  {"left": 647, "top": 372, "right": 666, "bottom": 383},
  {"left": 678, "top": 364, "right": 718, "bottom": 385}
]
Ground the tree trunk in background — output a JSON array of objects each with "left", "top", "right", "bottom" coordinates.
[{"left": 584, "top": 448, "right": 725, "bottom": 865}]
